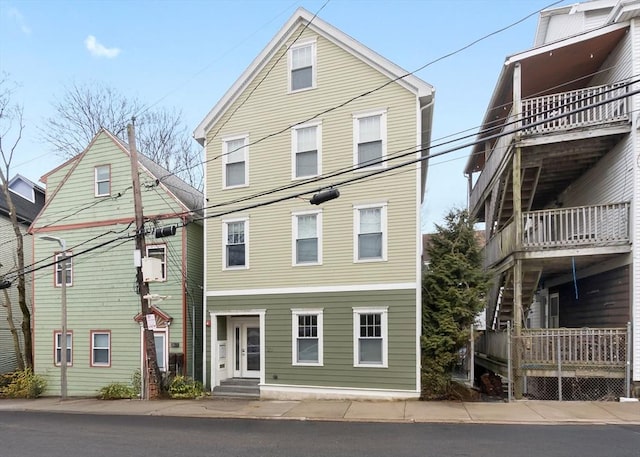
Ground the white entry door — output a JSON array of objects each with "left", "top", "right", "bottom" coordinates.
[{"left": 232, "top": 318, "right": 260, "bottom": 378}]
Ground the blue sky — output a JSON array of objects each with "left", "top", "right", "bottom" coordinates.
[{"left": 0, "top": 0, "right": 572, "bottom": 232}]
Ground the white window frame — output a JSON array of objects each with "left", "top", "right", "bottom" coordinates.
[
  {"left": 288, "top": 39, "right": 317, "bottom": 93},
  {"left": 353, "top": 110, "right": 387, "bottom": 171},
  {"left": 352, "top": 307, "right": 388, "bottom": 368},
  {"left": 291, "top": 308, "right": 323, "bottom": 366},
  {"left": 353, "top": 203, "right": 387, "bottom": 263},
  {"left": 291, "top": 121, "right": 322, "bottom": 179},
  {"left": 54, "top": 331, "right": 73, "bottom": 366},
  {"left": 91, "top": 331, "right": 111, "bottom": 367},
  {"left": 292, "top": 209, "right": 322, "bottom": 266},
  {"left": 54, "top": 252, "right": 73, "bottom": 287},
  {"left": 222, "top": 217, "right": 249, "bottom": 270},
  {"left": 94, "top": 164, "right": 111, "bottom": 197},
  {"left": 222, "top": 134, "right": 249, "bottom": 189},
  {"left": 146, "top": 244, "right": 167, "bottom": 281},
  {"left": 153, "top": 330, "right": 168, "bottom": 372}
]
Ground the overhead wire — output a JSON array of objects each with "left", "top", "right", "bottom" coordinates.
[
  {"left": 6, "top": 80, "right": 637, "bottom": 285},
  {"left": 161, "top": 0, "right": 564, "bottom": 183},
  {"left": 7, "top": 2, "right": 635, "bottom": 283}
]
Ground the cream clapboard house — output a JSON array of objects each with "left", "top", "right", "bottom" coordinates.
[
  {"left": 30, "top": 129, "right": 203, "bottom": 396},
  {"left": 466, "top": 0, "right": 640, "bottom": 399},
  {"left": 195, "top": 8, "right": 434, "bottom": 399}
]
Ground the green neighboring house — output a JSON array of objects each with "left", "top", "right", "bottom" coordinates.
[
  {"left": 194, "top": 8, "right": 434, "bottom": 399},
  {"left": 0, "top": 175, "right": 45, "bottom": 373},
  {"left": 30, "top": 129, "right": 203, "bottom": 397}
]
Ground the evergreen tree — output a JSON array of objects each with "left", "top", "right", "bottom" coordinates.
[{"left": 421, "top": 208, "right": 488, "bottom": 399}]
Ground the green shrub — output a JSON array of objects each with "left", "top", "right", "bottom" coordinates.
[
  {"left": 98, "top": 382, "right": 136, "bottom": 400},
  {"left": 131, "top": 369, "right": 142, "bottom": 397},
  {"left": 167, "top": 375, "right": 203, "bottom": 399},
  {"left": 0, "top": 369, "right": 47, "bottom": 398}
]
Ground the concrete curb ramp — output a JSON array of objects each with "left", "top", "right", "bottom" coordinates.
[{"left": 0, "top": 398, "right": 639, "bottom": 425}]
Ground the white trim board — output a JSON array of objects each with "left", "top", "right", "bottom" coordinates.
[
  {"left": 260, "top": 383, "right": 420, "bottom": 401},
  {"left": 206, "top": 283, "right": 417, "bottom": 296}
]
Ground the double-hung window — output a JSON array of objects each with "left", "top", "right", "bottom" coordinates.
[
  {"left": 354, "top": 204, "right": 387, "bottom": 262},
  {"left": 54, "top": 331, "right": 72, "bottom": 366},
  {"left": 292, "top": 123, "right": 321, "bottom": 179},
  {"left": 224, "top": 219, "right": 248, "bottom": 269},
  {"left": 91, "top": 331, "right": 111, "bottom": 367},
  {"left": 95, "top": 165, "right": 111, "bottom": 197},
  {"left": 353, "top": 307, "right": 388, "bottom": 367},
  {"left": 353, "top": 110, "right": 386, "bottom": 170},
  {"left": 55, "top": 252, "right": 73, "bottom": 287},
  {"left": 292, "top": 309, "right": 323, "bottom": 366},
  {"left": 292, "top": 210, "right": 321, "bottom": 265},
  {"left": 289, "top": 40, "right": 316, "bottom": 92},
  {"left": 146, "top": 245, "right": 167, "bottom": 281},
  {"left": 223, "top": 136, "right": 248, "bottom": 188}
]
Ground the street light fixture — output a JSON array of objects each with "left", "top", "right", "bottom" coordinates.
[{"left": 40, "top": 235, "right": 68, "bottom": 400}]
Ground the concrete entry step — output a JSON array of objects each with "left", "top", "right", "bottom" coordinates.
[{"left": 212, "top": 378, "right": 260, "bottom": 399}]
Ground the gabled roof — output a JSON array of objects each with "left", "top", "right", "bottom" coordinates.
[
  {"left": 194, "top": 7, "right": 434, "bottom": 143},
  {"left": 107, "top": 132, "right": 204, "bottom": 214},
  {"left": 35, "top": 129, "right": 203, "bottom": 225},
  {"left": 0, "top": 174, "right": 45, "bottom": 224}
]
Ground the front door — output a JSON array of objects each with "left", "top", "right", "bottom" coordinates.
[{"left": 232, "top": 318, "right": 260, "bottom": 378}]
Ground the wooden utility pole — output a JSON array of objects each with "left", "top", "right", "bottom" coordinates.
[
  {"left": 128, "top": 121, "right": 162, "bottom": 399},
  {"left": 512, "top": 62, "right": 524, "bottom": 399}
]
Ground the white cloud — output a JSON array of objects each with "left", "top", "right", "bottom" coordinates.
[
  {"left": 85, "top": 35, "right": 121, "bottom": 58},
  {"left": 8, "top": 7, "right": 31, "bottom": 35}
]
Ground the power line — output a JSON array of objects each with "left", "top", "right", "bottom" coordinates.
[
  {"left": 10, "top": 75, "right": 637, "bottom": 282},
  {"left": 184, "top": 84, "right": 640, "bottom": 225},
  {"left": 162, "top": 0, "right": 563, "bottom": 183},
  {"left": 161, "top": 75, "right": 640, "bottom": 221}
]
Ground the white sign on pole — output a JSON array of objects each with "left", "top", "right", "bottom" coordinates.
[{"left": 146, "top": 314, "right": 157, "bottom": 330}]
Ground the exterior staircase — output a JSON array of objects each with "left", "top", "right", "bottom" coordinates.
[
  {"left": 490, "top": 269, "right": 541, "bottom": 330},
  {"left": 212, "top": 378, "right": 260, "bottom": 399}
]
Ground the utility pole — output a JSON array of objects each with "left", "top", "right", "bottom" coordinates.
[{"left": 128, "top": 121, "right": 162, "bottom": 399}]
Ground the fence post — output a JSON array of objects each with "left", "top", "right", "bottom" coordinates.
[
  {"left": 557, "top": 334, "right": 563, "bottom": 401},
  {"left": 626, "top": 322, "right": 632, "bottom": 398},
  {"left": 507, "top": 321, "right": 512, "bottom": 403}
]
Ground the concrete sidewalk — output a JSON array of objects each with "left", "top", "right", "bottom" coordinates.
[{"left": 1, "top": 397, "right": 639, "bottom": 425}]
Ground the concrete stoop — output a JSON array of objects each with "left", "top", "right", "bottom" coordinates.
[{"left": 212, "top": 378, "right": 260, "bottom": 399}]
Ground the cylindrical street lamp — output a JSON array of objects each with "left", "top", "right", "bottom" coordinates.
[{"left": 40, "top": 235, "right": 67, "bottom": 400}]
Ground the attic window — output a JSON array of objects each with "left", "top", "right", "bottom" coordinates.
[
  {"left": 95, "top": 165, "right": 111, "bottom": 197},
  {"left": 289, "top": 40, "right": 316, "bottom": 92}
]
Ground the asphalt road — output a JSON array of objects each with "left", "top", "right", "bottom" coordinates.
[{"left": 1, "top": 411, "right": 639, "bottom": 457}]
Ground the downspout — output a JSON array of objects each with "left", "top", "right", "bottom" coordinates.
[{"left": 417, "top": 93, "right": 435, "bottom": 394}]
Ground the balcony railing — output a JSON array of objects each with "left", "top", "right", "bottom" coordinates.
[
  {"left": 523, "top": 202, "right": 630, "bottom": 248},
  {"left": 519, "top": 328, "right": 627, "bottom": 368},
  {"left": 476, "top": 328, "right": 628, "bottom": 366},
  {"left": 521, "top": 82, "right": 629, "bottom": 135},
  {"left": 483, "top": 203, "right": 630, "bottom": 266},
  {"left": 469, "top": 83, "right": 629, "bottom": 214}
]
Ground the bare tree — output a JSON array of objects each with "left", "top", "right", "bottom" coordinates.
[
  {"left": 0, "top": 74, "right": 32, "bottom": 369},
  {"left": 40, "top": 81, "right": 202, "bottom": 189}
]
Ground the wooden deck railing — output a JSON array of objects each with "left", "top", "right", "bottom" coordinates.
[
  {"left": 521, "top": 82, "right": 629, "bottom": 135},
  {"left": 522, "top": 202, "right": 630, "bottom": 248},
  {"left": 476, "top": 327, "right": 627, "bottom": 367},
  {"left": 484, "top": 219, "right": 516, "bottom": 268},
  {"left": 519, "top": 328, "right": 627, "bottom": 368},
  {"left": 475, "top": 329, "right": 510, "bottom": 363},
  {"left": 469, "top": 83, "right": 629, "bottom": 214}
]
